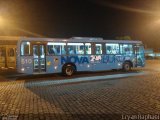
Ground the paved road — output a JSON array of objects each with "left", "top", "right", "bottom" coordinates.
[{"left": 0, "top": 60, "right": 160, "bottom": 120}]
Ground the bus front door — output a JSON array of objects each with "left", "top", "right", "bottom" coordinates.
[
  {"left": 33, "top": 44, "right": 46, "bottom": 73},
  {"left": 134, "top": 45, "right": 145, "bottom": 67}
]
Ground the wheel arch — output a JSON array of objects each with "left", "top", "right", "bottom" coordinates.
[
  {"left": 123, "top": 60, "right": 133, "bottom": 68},
  {"left": 62, "top": 62, "right": 77, "bottom": 71}
]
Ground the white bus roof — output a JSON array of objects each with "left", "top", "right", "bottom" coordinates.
[{"left": 19, "top": 37, "right": 143, "bottom": 44}]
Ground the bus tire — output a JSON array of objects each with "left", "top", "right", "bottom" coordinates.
[
  {"left": 62, "top": 65, "right": 75, "bottom": 76},
  {"left": 123, "top": 62, "right": 131, "bottom": 72}
]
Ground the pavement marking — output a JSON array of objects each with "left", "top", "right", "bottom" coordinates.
[{"left": 26, "top": 72, "right": 146, "bottom": 87}]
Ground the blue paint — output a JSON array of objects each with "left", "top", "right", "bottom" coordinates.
[
  {"left": 114, "top": 56, "right": 125, "bottom": 62},
  {"left": 102, "top": 55, "right": 125, "bottom": 63},
  {"left": 102, "top": 55, "right": 109, "bottom": 63},
  {"left": 61, "top": 56, "right": 89, "bottom": 64},
  {"left": 108, "top": 55, "right": 116, "bottom": 63}
]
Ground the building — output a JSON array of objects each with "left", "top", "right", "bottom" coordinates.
[{"left": 0, "top": 36, "right": 19, "bottom": 69}]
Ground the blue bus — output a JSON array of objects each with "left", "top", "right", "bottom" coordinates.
[{"left": 16, "top": 37, "right": 145, "bottom": 76}]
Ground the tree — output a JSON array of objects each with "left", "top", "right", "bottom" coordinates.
[{"left": 115, "top": 36, "right": 132, "bottom": 40}]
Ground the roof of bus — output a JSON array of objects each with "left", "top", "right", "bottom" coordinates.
[{"left": 19, "top": 37, "right": 143, "bottom": 44}]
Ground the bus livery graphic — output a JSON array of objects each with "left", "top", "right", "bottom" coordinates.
[{"left": 61, "top": 56, "right": 89, "bottom": 64}]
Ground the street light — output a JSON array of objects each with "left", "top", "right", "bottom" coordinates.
[{"left": 0, "top": 16, "right": 43, "bottom": 37}]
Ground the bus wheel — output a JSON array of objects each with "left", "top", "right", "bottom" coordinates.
[
  {"left": 63, "top": 65, "right": 75, "bottom": 76},
  {"left": 123, "top": 62, "right": 131, "bottom": 72}
]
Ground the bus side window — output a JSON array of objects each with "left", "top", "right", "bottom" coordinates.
[
  {"left": 120, "top": 44, "right": 133, "bottom": 55},
  {"left": 21, "top": 42, "right": 30, "bottom": 56},
  {"left": 47, "top": 42, "right": 66, "bottom": 55},
  {"left": 61, "top": 46, "right": 66, "bottom": 55},
  {"left": 67, "top": 43, "right": 84, "bottom": 55},
  {"left": 53, "top": 46, "right": 59, "bottom": 55},
  {"left": 95, "top": 44, "right": 102, "bottom": 55},
  {"left": 85, "top": 43, "right": 91, "bottom": 54},
  {"left": 68, "top": 48, "right": 75, "bottom": 55},
  {"left": 106, "top": 43, "right": 119, "bottom": 54},
  {"left": 47, "top": 45, "right": 54, "bottom": 55}
]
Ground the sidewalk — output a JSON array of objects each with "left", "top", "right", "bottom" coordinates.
[{"left": 0, "top": 69, "right": 20, "bottom": 80}]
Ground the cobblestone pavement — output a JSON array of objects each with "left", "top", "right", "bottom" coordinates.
[{"left": 0, "top": 60, "right": 160, "bottom": 120}]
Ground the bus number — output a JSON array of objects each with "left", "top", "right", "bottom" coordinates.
[{"left": 21, "top": 59, "right": 32, "bottom": 64}]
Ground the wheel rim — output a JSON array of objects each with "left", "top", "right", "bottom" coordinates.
[
  {"left": 124, "top": 64, "right": 130, "bottom": 71},
  {"left": 66, "top": 67, "right": 73, "bottom": 76}
]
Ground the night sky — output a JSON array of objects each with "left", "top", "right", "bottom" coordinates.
[{"left": 0, "top": 0, "right": 160, "bottom": 49}]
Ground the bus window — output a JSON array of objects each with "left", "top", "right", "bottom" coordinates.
[
  {"left": 67, "top": 43, "right": 84, "bottom": 55},
  {"left": 0, "top": 47, "right": 5, "bottom": 57},
  {"left": 8, "top": 48, "right": 15, "bottom": 57},
  {"left": 47, "top": 42, "right": 66, "bottom": 55},
  {"left": 120, "top": 44, "right": 133, "bottom": 55},
  {"left": 106, "top": 43, "right": 119, "bottom": 54},
  {"left": 33, "top": 45, "right": 38, "bottom": 58},
  {"left": 40, "top": 45, "right": 45, "bottom": 57},
  {"left": 85, "top": 43, "right": 91, "bottom": 54},
  {"left": 95, "top": 44, "right": 102, "bottom": 55},
  {"left": 21, "top": 42, "right": 30, "bottom": 55}
]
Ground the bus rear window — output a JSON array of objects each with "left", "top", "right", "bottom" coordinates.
[{"left": 21, "top": 42, "right": 30, "bottom": 56}]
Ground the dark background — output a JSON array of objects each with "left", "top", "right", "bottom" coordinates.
[{"left": 0, "top": 0, "right": 160, "bottom": 50}]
